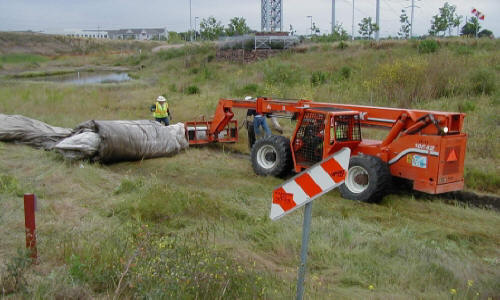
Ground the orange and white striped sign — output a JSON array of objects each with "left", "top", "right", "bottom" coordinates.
[{"left": 270, "top": 147, "right": 351, "bottom": 220}]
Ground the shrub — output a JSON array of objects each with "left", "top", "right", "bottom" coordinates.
[
  {"left": 469, "top": 68, "right": 496, "bottom": 95},
  {"left": 339, "top": 66, "right": 352, "bottom": 80},
  {"left": 310, "top": 71, "right": 328, "bottom": 86},
  {"left": 234, "top": 83, "right": 261, "bottom": 97},
  {"left": 263, "top": 62, "right": 302, "bottom": 86},
  {"left": 206, "top": 54, "right": 215, "bottom": 62},
  {"left": 337, "top": 41, "right": 349, "bottom": 50},
  {"left": 417, "top": 40, "right": 439, "bottom": 54},
  {"left": 186, "top": 85, "right": 200, "bottom": 95}
]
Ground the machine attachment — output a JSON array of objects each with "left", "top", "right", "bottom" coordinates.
[{"left": 185, "top": 119, "right": 238, "bottom": 145}]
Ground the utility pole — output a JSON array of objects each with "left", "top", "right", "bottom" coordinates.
[
  {"left": 410, "top": 0, "right": 415, "bottom": 38},
  {"left": 332, "top": 0, "right": 336, "bottom": 34},
  {"left": 189, "top": 0, "right": 192, "bottom": 41},
  {"left": 351, "top": 0, "right": 355, "bottom": 41},
  {"left": 375, "top": 0, "right": 380, "bottom": 40}
]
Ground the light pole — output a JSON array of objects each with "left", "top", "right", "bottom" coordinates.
[
  {"left": 194, "top": 16, "right": 199, "bottom": 41},
  {"left": 307, "top": 16, "right": 312, "bottom": 37}
]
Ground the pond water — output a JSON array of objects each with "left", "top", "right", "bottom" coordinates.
[{"left": 29, "top": 72, "right": 131, "bottom": 85}]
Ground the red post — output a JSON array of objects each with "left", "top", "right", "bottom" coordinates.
[{"left": 23, "top": 194, "right": 37, "bottom": 261}]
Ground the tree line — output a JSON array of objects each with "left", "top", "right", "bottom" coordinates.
[{"left": 168, "top": 2, "right": 493, "bottom": 42}]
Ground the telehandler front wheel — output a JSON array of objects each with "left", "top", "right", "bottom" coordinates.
[
  {"left": 251, "top": 135, "right": 292, "bottom": 177},
  {"left": 339, "top": 154, "right": 391, "bottom": 203}
]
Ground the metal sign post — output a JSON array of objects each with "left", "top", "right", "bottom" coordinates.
[{"left": 296, "top": 201, "right": 313, "bottom": 300}]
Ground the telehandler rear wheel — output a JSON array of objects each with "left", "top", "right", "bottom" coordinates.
[
  {"left": 251, "top": 135, "right": 292, "bottom": 177},
  {"left": 339, "top": 154, "right": 391, "bottom": 203}
]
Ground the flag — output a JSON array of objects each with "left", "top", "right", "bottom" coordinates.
[{"left": 471, "top": 8, "right": 485, "bottom": 20}]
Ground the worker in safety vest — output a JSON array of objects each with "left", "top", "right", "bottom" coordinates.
[
  {"left": 151, "top": 95, "right": 171, "bottom": 126},
  {"left": 245, "top": 96, "right": 271, "bottom": 137}
]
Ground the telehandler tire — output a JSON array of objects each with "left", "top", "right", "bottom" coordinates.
[
  {"left": 339, "top": 154, "right": 391, "bottom": 203},
  {"left": 251, "top": 135, "right": 292, "bottom": 177}
]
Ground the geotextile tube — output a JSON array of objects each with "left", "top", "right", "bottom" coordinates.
[
  {"left": 0, "top": 114, "right": 189, "bottom": 163},
  {"left": 0, "top": 113, "right": 72, "bottom": 149},
  {"left": 71, "top": 120, "right": 188, "bottom": 163}
]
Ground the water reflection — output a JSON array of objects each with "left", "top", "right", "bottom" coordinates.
[{"left": 29, "top": 72, "right": 131, "bottom": 85}]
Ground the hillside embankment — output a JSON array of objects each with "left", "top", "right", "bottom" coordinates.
[{"left": 0, "top": 32, "right": 498, "bottom": 299}]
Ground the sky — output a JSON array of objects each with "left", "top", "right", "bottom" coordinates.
[{"left": 0, "top": 0, "right": 498, "bottom": 37}]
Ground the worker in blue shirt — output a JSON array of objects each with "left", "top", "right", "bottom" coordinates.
[{"left": 245, "top": 96, "right": 271, "bottom": 137}]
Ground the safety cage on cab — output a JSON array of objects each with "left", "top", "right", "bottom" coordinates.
[{"left": 293, "top": 112, "right": 361, "bottom": 166}]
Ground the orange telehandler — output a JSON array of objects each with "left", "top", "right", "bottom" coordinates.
[{"left": 185, "top": 97, "right": 467, "bottom": 202}]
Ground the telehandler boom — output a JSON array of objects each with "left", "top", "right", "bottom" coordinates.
[{"left": 185, "top": 97, "right": 467, "bottom": 202}]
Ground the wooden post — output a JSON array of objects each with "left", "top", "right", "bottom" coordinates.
[{"left": 23, "top": 194, "right": 37, "bottom": 261}]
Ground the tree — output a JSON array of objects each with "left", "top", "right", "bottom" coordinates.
[
  {"left": 398, "top": 9, "right": 411, "bottom": 39},
  {"left": 311, "top": 24, "right": 349, "bottom": 43},
  {"left": 225, "top": 17, "right": 251, "bottom": 36},
  {"left": 358, "top": 17, "right": 379, "bottom": 40},
  {"left": 332, "top": 24, "right": 349, "bottom": 41},
  {"left": 478, "top": 29, "right": 493, "bottom": 38},
  {"left": 429, "top": 13, "right": 447, "bottom": 36},
  {"left": 311, "top": 22, "right": 320, "bottom": 35},
  {"left": 200, "top": 16, "right": 224, "bottom": 40},
  {"left": 460, "top": 17, "right": 481, "bottom": 37},
  {"left": 429, "top": 2, "right": 461, "bottom": 36}
]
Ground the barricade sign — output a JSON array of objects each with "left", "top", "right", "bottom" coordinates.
[{"left": 270, "top": 147, "right": 350, "bottom": 221}]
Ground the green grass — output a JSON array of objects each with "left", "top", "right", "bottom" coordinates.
[
  {"left": 0, "top": 53, "right": 49, "bottom": 64},
  {"left": 0, "top": 35, "right": 499, "bottom": 299}
]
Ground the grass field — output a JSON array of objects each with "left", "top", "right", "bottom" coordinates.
[{"left": 0, "top": 33, "right": 499, "bottom": 299}]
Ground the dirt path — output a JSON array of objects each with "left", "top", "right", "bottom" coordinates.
[{"left": 151, "top": 43, "right": 187, "bottom": 53}]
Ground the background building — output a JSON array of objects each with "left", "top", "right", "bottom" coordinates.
[
  {"left": 63, "top": 29, "right": 108, "bottom": 38},
  {"left": 107, "top": 28, "right": 168, "bottom": 40},
  {"left": 62, "top": 28, "right": 167, "bottom": 40}
]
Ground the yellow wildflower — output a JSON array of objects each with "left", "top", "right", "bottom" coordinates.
[
  {"left": 450, "top": 288, "right": 457, "bottom": 295},
  {"left": 467, "top": 280, "right": 474, "bottom": 287},
  {"left": 368, "top": 285, "right": 375, "bottom": 291}
]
